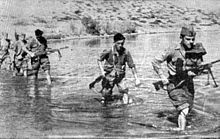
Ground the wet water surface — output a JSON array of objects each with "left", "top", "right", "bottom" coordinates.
[{"left": 0, "top": 31, "right": 220, "bottom": 138}]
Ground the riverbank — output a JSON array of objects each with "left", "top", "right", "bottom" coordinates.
[{"left": 0, "top": 0, "right": 220, "bottom": 40}]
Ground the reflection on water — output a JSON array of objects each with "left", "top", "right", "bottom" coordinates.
[
  {"left": 30, "top": 82, "right": 52, "bottom": 131},
  {"left": 0, "top": 31, "right": 220, "bottom": 138}
]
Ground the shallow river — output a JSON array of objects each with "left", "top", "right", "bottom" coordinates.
[{"left": 0, "top": 31, "right": 220, "bottom": 138}]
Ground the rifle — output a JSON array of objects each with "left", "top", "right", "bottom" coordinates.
[
  {"left": 32, "top": 46, "right": 69, "bottom": 60},
  {"left": 190, "top": 59, "right": 220, "bottom": 87},
  {"left": 153, "top": 80, "right": 185, "bottom": 91},
  {"left": 153, "top": 59, "right": 220, "bottom": 91},
  {"left": 152, "top": 80, "right": 164, "bottom": 91},
  {"left": 45, "top": 48, "right": 62, "bottom": 60},
  {"left": 89, "top": 75, "right": 105, "bottom": 89}
]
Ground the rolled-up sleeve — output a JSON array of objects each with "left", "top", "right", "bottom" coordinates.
[
  {"left": 126, "top": 51, "right": 135, "bottom": 68},
  {"left": 98, "top": 49, "right": 110, "bottom": 61},
  {"left": 152, "top": 47, "right": 172, "bottom": 77}
]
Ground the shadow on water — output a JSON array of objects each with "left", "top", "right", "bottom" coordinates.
[{"left": 0, "top": 31, "right": 220, "bottom": 138}]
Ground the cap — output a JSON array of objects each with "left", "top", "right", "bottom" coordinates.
[
  {"left": 180, "top": 25, "right": 196, "bottom": 37},
  {"left": 186, "top": 43, "right": 206, "bottom": 55},
  {"left": 35, "top": 29, "right": 43, "bottom": 36},
  {"left": 113, "top": 33, "right": 125, "bottom": 43}
]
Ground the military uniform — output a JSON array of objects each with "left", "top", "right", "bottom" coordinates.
[
  {"left": 0, "top": 38, "right": 11, "bottom": 69},
  {"left": 12, "top": 40, "right": 28, "bottom": 73},
  {"left": 152, "top": 42, "right": 206, "bottom": 112},
  {"left": 26, "top": 36, "right": 50, "bottom": 75},
  {"left": 98, "top": 47, "right": 135, "bottom": 101}
]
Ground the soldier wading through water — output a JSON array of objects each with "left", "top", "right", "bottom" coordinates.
[
  {"left": 152, "top": 25, "right": 208, "bottom": 131},
  {"left": 22, "top": 29, "right": 52, "bottom": 85},
  {"left": 91, "top": 33, "right": 141, "bottom": 105}
]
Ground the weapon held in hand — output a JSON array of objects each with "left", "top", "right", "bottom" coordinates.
[
  {"left": 153, "top": 59, "right": 220, "bottom": 91},
  {"left": 33, "top": 46, "right": 69, "bottom": 60},
  {"left": 46, "top": 48, "right": 62, "bottom": 60},
  {"left": 153, "top": 80, "right": 185, "bottom": 91},
  {"left": 190, "top": 59, "right": 220, "bottom": 87}
]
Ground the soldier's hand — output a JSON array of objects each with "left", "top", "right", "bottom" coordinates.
[
  {"left": 161, "top": 75, "right": 169, "bottom": 85},
  {"left": 135, "top": 78, "right": 141, "bottom": 87},
  {"left": 29, "top": 52, "right": 35, "bottom": 57},
  {"left": 188, "top": 71, "right": 196, "bottom": 76},
  {"left": 207, "top": 63, "right": 212, "bottom": 68},
  {"left": 163, "top": 85, "right": 168, "bottom": 90},
  {"left": 101, "top": 70, "right": 106, "bottom": 76},
  {"left": 17, "top": 55, "right": 23, "bottom": 60}
]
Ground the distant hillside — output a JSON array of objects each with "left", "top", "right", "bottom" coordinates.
[{"left": 0, "top": 0, "right": 219, "bottom": 39}]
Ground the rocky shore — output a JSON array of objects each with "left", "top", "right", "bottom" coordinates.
[{"left": 0, "top": 0, "right": 220, "bottom": 40}]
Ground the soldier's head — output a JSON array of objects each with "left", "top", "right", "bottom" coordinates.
[
  {"left": 113, "top": 33, "right": 125, "bottom": 52},
  {"left": 35, "top": 29, "right": 43, "bottom": 39},
  {"left": 20, "top": 33, "right": 26, "bottom": 41},
  {"left": 180, "top": 25, "right": 196, "bottom": 50},
  {"left": 14, "top": 32, "right": 20, "bottom": 41},
  {"left": 14, "top": 32, "right": 25, "bottom": 41}
]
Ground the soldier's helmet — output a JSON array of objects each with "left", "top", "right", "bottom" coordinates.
[
  {"left": 186, "top": 43, "right": 207, "bottom": 56},
  {"left": 114, "top": 33, "right": 125, "bottom": 43},
  {"left": 180, "top": 24, "right": 196, "bottom": 38}
]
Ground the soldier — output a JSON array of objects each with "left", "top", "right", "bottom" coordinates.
[
  {"left": 152, "top": 25, "right": 207, "bottom": 131},
  {"left": 22, "top": 29, "right": 52, "bottom": 85},
  {"left": 96, "top": 33, "right": 140, "bottom": 105},
  {"left": 0, "top": 32, "right": 12, "bottom": 70},
  {"left": 11, "top": 32, "right": 28, "bottom": 77}
]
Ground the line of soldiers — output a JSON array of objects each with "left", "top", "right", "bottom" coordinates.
[
  {"left": 0, "top": 25, "right": 214, "bottom": 131},
  {"left": 90, "top": 24, "right": 213, "bottom": 131},
  {"left": 0, "top": 29, "right": 53, "bottom": 84}
]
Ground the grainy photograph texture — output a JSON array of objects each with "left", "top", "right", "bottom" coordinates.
[{"left": 0, "top": 0, "right": 220, "bottom": 138}]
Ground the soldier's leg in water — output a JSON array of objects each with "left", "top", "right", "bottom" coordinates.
[
  {"left": 101, "top": 88, "right": 113, "bottom": 104},
  {"left": 22, "top": 60, "right": 28, "bottom": 77},
  {"left": 0, "top": 56, "right": 5, "bottom": 69},
  {"left": 2, "top": 55, "right": 12, "bottom": 70},
  {"left": 178, "top": 107, "right": 189, "bottom": 130},
  {"left": 45, "top": 70, "right": 52, "bottom": 85},
  {"left": 41, "top": 57, "right": 51, "bottom": 85},
  {"left": 100, "top": 77, "right": 114, "bottom": 104},
  {"left": 7, "top": 56, "right": 13, "bottom": 71},
  {"left": 30, "top": 59, "right": 40, "bottom": 80},
  {"left": 117, "top": 78, "right": 130, "bottom": 104},
  {"left": 23, "top": 70, "right": 27, "bottom": 77},
  {"left": 12, "top": 59, "right": 19, "bottom": 76},
  {"left": 120, "top": 88, "right": 129, "bottom": 104}
]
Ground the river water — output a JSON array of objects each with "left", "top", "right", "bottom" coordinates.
[{"left": 0, "top": 31, "right": 219, "bottom": 138}]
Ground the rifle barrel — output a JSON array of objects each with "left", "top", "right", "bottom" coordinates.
[{"left": 211, "top": 59, "right": 220, "bottom": 65}]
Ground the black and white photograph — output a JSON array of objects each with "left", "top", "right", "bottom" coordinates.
[{"left": 0, "top": 0, "right": 220, "bottom": 138}]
